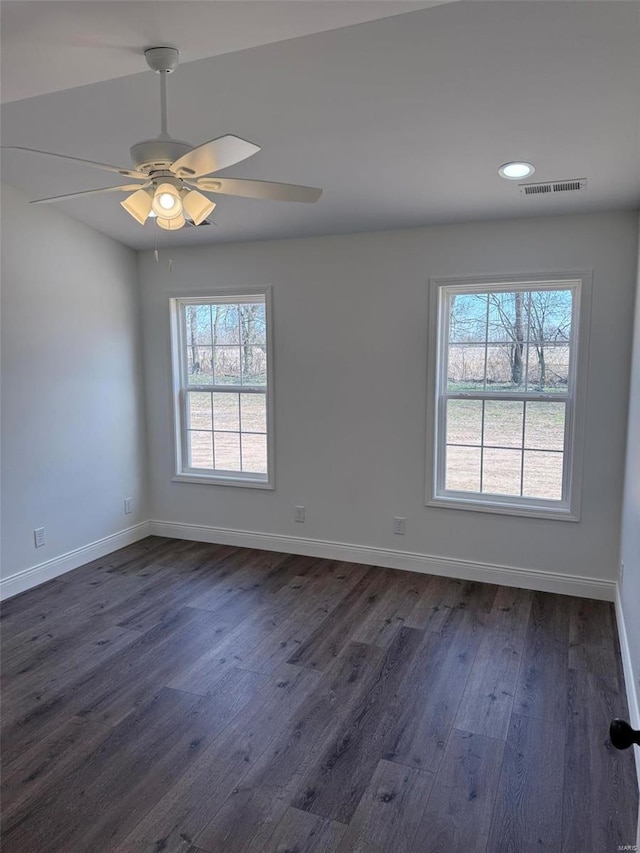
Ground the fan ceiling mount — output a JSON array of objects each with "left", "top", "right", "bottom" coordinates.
[{"left": 3, "top": 45, "right": 322, "bottom": 230}]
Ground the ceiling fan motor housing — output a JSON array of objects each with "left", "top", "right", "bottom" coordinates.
[
  {"left": 130, "top": 138, "right": 193, "bottom": 173},
  {"left": 144, "top": 47, "right": 180, "bottom": 74}
]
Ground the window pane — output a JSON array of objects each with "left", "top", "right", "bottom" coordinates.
[
  {"left": 482, "top": 448, "right": 522, "bottom": 495},
  {"left": 484, "top": 401, "right": 523, "bottom": 448},
  {"left": 242, "top": 434, "right": 267, "bottom": 474},
  {"left": 187, "top": 346, "right": 213, "bottom": 384},
  {"left": 522, "top": 450, "right": 563, "bottom": 499},
  {"left": 212, "top": 393, "right": 239, "bottom": 431},
  {"left": 241, "top": 346, "right": 267, "bottom": 386},
  {"left": 486, "top": 345, "right": 525, "bottom": 390},
  {"left": 212, "top": 305, "right": 240, "bottom": 344},
  {"left": 446, "top": 400, "right": 482, "bottom": 446},
  {"left": 240, "top": 303, "right": 267, "bottom": 346},
  {"left": 527, "top": 343, "right": 570, "bottom": 392},
  {"left": 185, "top": 304, "right": 212, "bottom": 345},
  {"left": 214, "top": 432, "right": 241, "bottom": 470},
  {"left": 525, "top": 402, "right": 565, "bottom": 451},
  {"left": 445, "top": 446, "right": 481, "bottom": 491},
  {"left": 213, "top": 347, "right": 241, "bottom": 385},
  {"left": 188, "top": 392, "right": 212, "bottom": 430},
  {"left": 188, "top": 431, "right": 213, "bottom": 469},
  {"left": 449, "top": 293, "right": 487, "bottom": 343},
  {"left": 487, "top": 291, "right": 527, "bottom": 343},
  {"left": 447, "top": 344, "right": 485, "bottom": 391},
  {"left": 526, "top": 289, "right": 573, "bottom": 344},
  {"left": 241, "top": 394, "right": 267, "bottom": 433}
]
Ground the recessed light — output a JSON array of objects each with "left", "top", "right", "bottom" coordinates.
[{"left": 498, "top": 161, "right": 535, "bottom": 180}]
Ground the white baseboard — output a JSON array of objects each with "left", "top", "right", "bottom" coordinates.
[
  {"left": 614, "top": 587, "right": 640, "bottom": 797},
  {"left": 148, "top": 520, "right": 616, "bottom": 601},
  {"left": 1, "top": 516, "right": 619, "bottom": 605},
  {"left": 0, "top": 522, "right": 152, "bottom": 601}
]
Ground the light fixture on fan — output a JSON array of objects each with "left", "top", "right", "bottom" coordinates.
[
  {"left": 151, "top": 181, "right": 182, "bottom": 219},
  {"left": 2, "top": 46, "right": 322, "bottom": 231}
]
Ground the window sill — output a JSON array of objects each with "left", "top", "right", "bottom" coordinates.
[
  {"left": 426, "top": 494, "right": 579, "bottom": 522},
  {"left": 172, "top": 473, "right": 274, "bottom": 490}
]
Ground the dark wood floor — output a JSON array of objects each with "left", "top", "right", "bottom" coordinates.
[{"left": 1, "top": 537, "right": 637, "bottom": 853}]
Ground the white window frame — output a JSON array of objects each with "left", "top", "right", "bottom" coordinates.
[
  {"left": 170, "top": 287, "right": 274, "bottom": 489},
  {"left": 426, "top": 272, "right": 592, "bottom": 521}
]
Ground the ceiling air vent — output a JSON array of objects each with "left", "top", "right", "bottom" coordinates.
[{"left": 519, "top": 179, "right": 587, "bottom": 196}]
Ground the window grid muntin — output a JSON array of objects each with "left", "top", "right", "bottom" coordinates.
[{"left": 437, "top": 281, "right": 579, "bottom": 505}]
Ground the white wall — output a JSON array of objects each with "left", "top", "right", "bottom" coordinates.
[
  {"left": 619, "top": 217, "right": 640, "bottom": 725},
  {"left": 139, "top": 211, "right": 638, "bottom": 589},
  {"left": 1, "top": 183, "right": 148, "bottom": 584}
]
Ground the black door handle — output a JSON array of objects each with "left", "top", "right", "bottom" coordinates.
[{"left": 609, "top": 719, "right": 640, "bottom": 750}]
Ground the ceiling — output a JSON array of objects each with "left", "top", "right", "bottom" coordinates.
[
  {"left": 2, "top": 1, "right": 639, "bottom": 250},
  {"left": 0, "top": 1, "right": 443, "bottom": 103}
]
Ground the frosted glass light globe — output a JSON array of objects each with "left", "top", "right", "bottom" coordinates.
[{"left": 151, "top": 183, "right": 183, "bottom": 219}]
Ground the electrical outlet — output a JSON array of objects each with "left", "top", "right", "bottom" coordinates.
[
  {"left": 34, "top": 527, "right": 45, "bottom": 548},
  {"left": 393, "top": 516, "right": 406, "bottom": 535},
  {"left": 124, "top": 497, "right": 133, "bottom": 515},
  {"left": 294, "top": 506, "right": 305, "bottom": 523}
]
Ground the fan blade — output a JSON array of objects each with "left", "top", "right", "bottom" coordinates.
[
  {"left": 1, "top": 146, "right": 148, "bottom": 180},
  {"left": 30, "top": 184, "right": 150, "bottom": 204},
  {"left": 193, "top": 177, "right": 322, "bottom": 203},
  {"left": 170, "top": 135, "right": 260, "bottom": 179}
]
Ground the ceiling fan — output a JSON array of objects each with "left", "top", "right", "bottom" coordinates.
[{"left": 3, "top": 46, "right": 323, "bottom": 230}]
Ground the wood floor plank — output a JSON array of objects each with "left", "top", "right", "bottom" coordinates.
[
  {"left": 567, "top": 667, "right": 631, "bottom": 733},
  {"left": 169, "top": 568, "right": 356, "bottom": 692},
  {"left": 235, "top": 615, "right": 313, "bottom": 675},
  {"left": 351, "top": 570, "right": 429, "bottom": 647},
  {"left": 0, "top": 579, "right": 75, "bottom": 631},
  {"left": 103, "top": 544, "right": 250, "bottom": 633},
  {"left": 0, "top": 540, "right": 196, "bottom": 645},
  {"left": 2, "top": 672, "right": 264, "bottom": 853},
  {"left": 1, "top": 620, "right": 141, "bottom": 701},
  {"left": 183, "top": 550, "right": 304, "bottom": 614},
  {"left": 568, "top": 598, "right": 622, "bottom": 678},
  {"left": 486, "top": 712, "right": 565, "bottom": 853},
  {"left": 259, "top": 807, "right": 347, "bottom": 853},
  {"left": 411, "top": 729, "right": 505, "bottom": 853},
  {"left": 280, "top": 563, "right": 371, "bottom": 626},
  {"left": 335, "top": 759, "right": 435, "bottom": 853},
  {"left": 193, "top": 784, "right": 290, "bottom": 853},
  {"left": 1, "top": 606, "right": 226, "bottom": 764},
  {"left": 454, "top": 586, "right": 532, "bottom": 741},
  {"left": 233, "top": 642, "right": 388, "bottom": 797},
  {"left": 70, "top": 607, "right": 236, "bottom": 728},
  {"left": 513, "top": 590, "right": 570, "bottom": 722},
  {"left": 383, "top": 606, "right": 486, "bottom": 773},
  {"left": 287, "top": 568, "right": 393, "bottom": 670},
  {"left": 397, "top": 574, "right": 450, "bottom": 632},
  {"left": 0, "top": 715, "right": 112, "bottom": 813},
  {"left": 61, "top": 536, "right": 176, "bottom": 582},
  {"left": 117, "top": 664, "right": 323, "bottom": 853},
  {"left": 0, "top": 538, "right": 171, "bottom": 635},
  {"left": 562, "top": 697, "right": 639, "bottom": 852},
  {"left": 169, "top": 594, "right": 313, "bottom": 695},
  {"left": 291, "top": 627, "right": 425, "bottom": 823}
]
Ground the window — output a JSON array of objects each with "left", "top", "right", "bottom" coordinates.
[
  {"left": 427, "top": 274, "right": 590, "bottom": 519},
  {"left": 170, "top": 290, "right": 273, "bottom": 487}
]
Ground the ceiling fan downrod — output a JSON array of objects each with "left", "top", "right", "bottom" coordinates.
[
  {"left": 130, "top": 47, "right": 192, "bottom": 173},
  {"left": 144, "top": 46, "right": 179, "bottom": 139}
]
